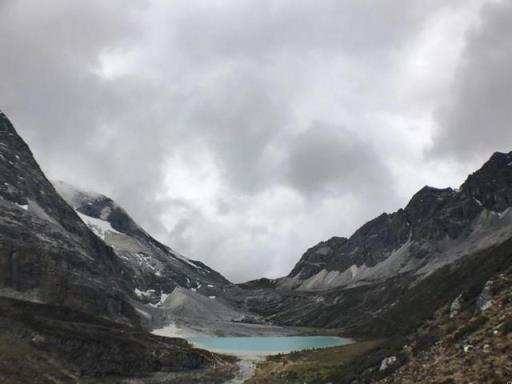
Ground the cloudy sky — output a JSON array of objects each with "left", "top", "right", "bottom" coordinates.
[{"left": 1, "top": 0, "right": 511, "bottom": 282}]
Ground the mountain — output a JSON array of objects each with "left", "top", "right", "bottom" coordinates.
[
  {"left": 286, "top": 152, "right": 512, "bottom": 290},
  {"left": 0, "top": 111, "right": 135, "bottom": 324},
  {"left": 53, "top": 181, "right": 231, "bottom": 306},
  {"left": 0, "top": 110, "right": 233, "bottom": 382},
  {"left": 238, "top": 151, "right": 512, "bottom": 336},
  {"left": 51, "top": 181, "right": 258, "bottom": 334}
]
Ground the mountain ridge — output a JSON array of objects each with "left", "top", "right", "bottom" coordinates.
[
  {"left": 281, "top": 150, "right": 512, "bottom": 290},
  {"left": 0, "top": 110, "right": 234, "bottom": 382}
]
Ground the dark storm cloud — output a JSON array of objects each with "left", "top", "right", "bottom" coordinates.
[
  {"left": 184, "top": 68, "right": 288, "bottom": 193},
  {"left": 285, "top": 122, "right": 393, "bottom": 197},
  {"left": 0, "top": 0, "right": 491, "bottom": 281},
  {"left": 433, "top": 0, "right": 512, "bottom": 160}
]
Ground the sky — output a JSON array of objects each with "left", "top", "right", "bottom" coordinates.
[{"left": 1, "top": 0, "right": 511, "bottom": 282}]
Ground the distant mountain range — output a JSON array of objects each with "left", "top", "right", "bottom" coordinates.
[
  {"left": 1, "top": 108, "right": 511, "bottom": 383},
  {"left": 237, "top": 150, "right": 512, "bottom": 336},
  {"left": 0, "top": 110, "right": 235, "bottom": 382}
]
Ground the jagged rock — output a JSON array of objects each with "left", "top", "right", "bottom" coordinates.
[
  {"left": 0, "top": 110, "right": 230, "bottom": 380},
  {"left": 54, "top": 181, "right": 231, "bottom": 305},
  {"left": 477, "top": 280, "right": 495, "bottom": 311},
  {"left": 239, "top": 150, "right": 512, "bottom": 337},
  {"left": 285, "top": 152, "right": 512, "bottom": 290},
  {"left": 379, "top": 356, "right": 397, "bottom": 371},
  {"left": 0, "top": 111, "right": 137, "bottom": 324},
  {"left": 450, "top": 293, "right": 463, "bottom": 318}
]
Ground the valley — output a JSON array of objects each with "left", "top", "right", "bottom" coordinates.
[{"left": 1, "top": 108, "right": 512, "bottom": 383}]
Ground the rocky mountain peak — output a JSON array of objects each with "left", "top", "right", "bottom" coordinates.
[
  {"left": 287, "top": 236, "right": 348, "bottom": 279},
  {"left": 285, "top": 150, "right": 512, "bottom": 291},
  {"left": 460, "top": 151, "right": 512, "bottom": 212},
  {"left": 0, "top": 111, "right": 137, "bottom": 324},
  {"left": 405, "top": 186, "right": 454, "bottom": 218},
  {"left": 53, "top": 181, "right": 231, "bottom": 304}
]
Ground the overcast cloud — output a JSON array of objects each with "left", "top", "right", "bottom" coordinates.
[{"left": 1, "top": 0, "right": 510, "bottom": 282}]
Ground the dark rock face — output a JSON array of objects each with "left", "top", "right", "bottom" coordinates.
[
  {"left": 460, "top": 151, "right": 512, "bottom": 212},
  {"left": 288, "top": 237, "right": 347, "bottom": 280},
  {"left": 238, "top": 150, "right": 512, "bottom": 338},
  {"left": 0, "top": 111, "right": 137, "bottom": 325},
  {"left": 288, "top": 153, "right": 512, "bottom": 282},
  {"left": 0, "top": 110, "right": 229, "bottom": 380},
  {"left": 0, "top": 297, "right": 217, "bottom": 378}
]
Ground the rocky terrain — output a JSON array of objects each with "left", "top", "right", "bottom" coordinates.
[
  {"left": 54, "top": 181, "right": 231, "bottom": 305},
  {"left": 1, "top": 104, "right": 512, "bottom": 383},
  {"left": 236, "top": 151, "right": 512, "bottom": 337},
  {"left": 375, "top": 268, "right": 512, "bottom": 383},
  {"left": 0, "top": 110, "right": 236, "bottom": 382},
  {"left": 241, "top": 155, "right": 512, "bottom": 383},
  {"left": 52, "top": 181, "right": 270, "bottom": 335}
]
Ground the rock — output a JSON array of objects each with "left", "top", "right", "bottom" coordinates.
[
  {"left": 54, "top": 181, "right": 231, "bottom": 305},
  {"left": 450, "top": 293, "right": 463, "bottom": 318},
  {"left": 380, "top": 356, "right": 398, "bottom": 371},
  {"left": 463, "top": 344, "right": 473, "bottom": 353},
  {"left": 403, "top": 344, "right": 413, "bottom": 357},
  {"left": 477, "top": 281, "right": 495, "bottom": 311}
]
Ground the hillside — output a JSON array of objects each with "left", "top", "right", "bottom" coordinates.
[{"left": 0, "top": 110, "right": 234, "bottom": 382}]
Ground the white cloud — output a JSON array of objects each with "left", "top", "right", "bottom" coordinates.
[{"left": 0, "top": 0, "right": 497, "bottom": 282}]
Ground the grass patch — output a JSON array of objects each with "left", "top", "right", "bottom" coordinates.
[
  {"left": 246, "top": 339, "right": 385, "bottom": 384},
  {"left": 502, "top": 318, "right": 512, "bottom": 334},
  {"left": 452, "top": 315, "right": 488, "bottom": 341}
]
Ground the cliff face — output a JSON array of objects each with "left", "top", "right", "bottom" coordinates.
[
  {"left": 0, "top": 111, "right": 139, "bottom": 325},
  {"left": 54, "top": 181, "right": 232, "bottom": 307},
  {"left": 0, "top": 111, "right": 232, "bottom": 382},
  {"left": 237, "top": 151, "right": 512, "bottom": 338},
  {"left": 285, "top": 151, "right": 512, "bottom": 291}
]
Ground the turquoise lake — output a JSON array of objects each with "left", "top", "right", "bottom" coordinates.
[{"left": 187, "top": 336, "right": 351, "bottom": 354}]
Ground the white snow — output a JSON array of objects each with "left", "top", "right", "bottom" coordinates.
[
  {"left": 76, "top": 211, "right": 120, "bottom": 240},
  {"left": 169, "top": 247, "right": 208, "bottom": 272},
  {"left": 134, "top": 288, "right": 155, "bottom": 300},
  {"left": 149, "top": 291, "right": 170, "bottom": 308},
  {"left": 349, "top": 264, "right": 359, "bottom": 279},
  {"left": 209, "top": 296, "right": 216, "bottom": 299},
  {"left": 16, "top": 203, "right": 28, "bottom": 210},
  {"left": 497, "top": 207, "right": 511, "bottom": 219},
  {"left": 207, "top": 284, "right": 215, "bottom": 288},
  {"left": 474, "top": 198, "right": 483, "bottom": 207},
  {"left": 135, "top": 307, "right": 152, "bottom": 320}
]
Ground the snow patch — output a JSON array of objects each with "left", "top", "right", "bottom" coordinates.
[
  {"left": 16, "top": 203, "right": 28, "bottom": 210},
  {"left": 170, "top": 248, "right": 207, "bottom": 272},
  {"left": 135, "top": 307, "right": 151, "bottom": 320},
  {"left": 77, "top": 211, "right": 120, "bottom": 240},
  {"left": 149, "top": 291, "right": 170, "bottom": 308},
  {"left": 134, "top": 288, "right": 155, "bottom": 300}
]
